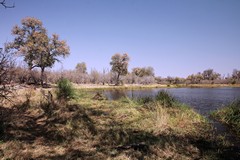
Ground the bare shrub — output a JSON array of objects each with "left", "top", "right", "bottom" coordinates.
[{"left": 0, "top": 47, "right": 16, "bottom": 103}]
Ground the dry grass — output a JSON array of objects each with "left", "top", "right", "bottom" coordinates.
[{"left": 0, "top": 87, "right": 238, "bottom": 159}]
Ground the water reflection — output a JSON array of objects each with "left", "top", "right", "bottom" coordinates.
[{"left": 104, "top": 89, "right": 128, "bottom": 100}]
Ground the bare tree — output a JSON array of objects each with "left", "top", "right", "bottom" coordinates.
[
  {"left": 90, "top": 69, "right": 100, "bottom": 84},
  {"left": 0, "top": 47, "right": 15, "bottom": 103},
  {"left": 0, "top": 0, "right": 14, "bottom": 8}
]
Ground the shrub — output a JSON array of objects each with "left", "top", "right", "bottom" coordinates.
[
  {"left": 155, "top": 91, "right": 176, "bottom": 107},
  {"left": 56, "top": 78, "right": 75, "bottom": 101}
]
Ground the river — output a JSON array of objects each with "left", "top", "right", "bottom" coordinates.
[
  {"left": 103, "top": 87, "right": 240, "bottom": 148},
  {"left": 104, "top": 87, "right": 240, "bottom": 115}
]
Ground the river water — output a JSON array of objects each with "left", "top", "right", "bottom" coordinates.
[
  {"left": 103, "top": 87, "right": 240, "bottom": 147},
  {"left": 104, "top": 87, "right": 240, "bottom": 115}
]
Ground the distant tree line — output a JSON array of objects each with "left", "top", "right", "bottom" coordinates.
[
  {"left": 16, "top": 65, "right": 240, "bottom": 86},
  {"left": 1, "top": 16, "right": 240, "bottom": 95},
  {"left": 1, "top": 47, "right": 240, "bottom": 89}
]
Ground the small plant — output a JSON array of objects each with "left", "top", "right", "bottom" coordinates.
[
  {"left": 56, "top": 78, "right": 75, "bottom": 101},
  {"left": 155, "top": 91, "right": 176, "bottom": 107}
]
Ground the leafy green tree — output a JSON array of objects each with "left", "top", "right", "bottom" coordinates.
[
  {"left": 8, "top": 17, "right": 70, "bottom": 87},
  {"left": 110, "top": 53, "right": 130, "bottom": 85}
]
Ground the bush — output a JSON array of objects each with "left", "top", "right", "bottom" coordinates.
[
  {"left": 56, "top": 78, "right": 75, "bottom": 101},
  {"left": 155, "top": 91, "right": 176, "bottom": 107}
]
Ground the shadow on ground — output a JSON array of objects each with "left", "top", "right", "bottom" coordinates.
[{"left": 0, "top": 101, "right": 239, "bottom": 159}]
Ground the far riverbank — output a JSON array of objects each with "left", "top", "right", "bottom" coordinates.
[{"left": 72, "top": 83, "right": 240, "bottom": 90}]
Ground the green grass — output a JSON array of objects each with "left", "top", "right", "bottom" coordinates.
[
  {"left": 212, "top": 99, "right": 240, "bottom": 136},
  {"left": 155, "top": 90, "right": 176, "bottom": 108}
]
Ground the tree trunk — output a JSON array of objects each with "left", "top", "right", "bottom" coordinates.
[
  {"left": 116, "top": 73, "right": 120, "bottom": 86},
  {"left": 40, "top": 67, "right": 45, "bottom": 87}
]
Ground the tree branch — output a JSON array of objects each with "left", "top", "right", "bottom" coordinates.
[{"left": 0, "top": 0, "right": 15, "bottom": 8}]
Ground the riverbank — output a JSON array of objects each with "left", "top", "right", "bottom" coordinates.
[
  {"left": 0, "top": 88, "right": 238, "bottom": 159},
  {"left": 212, "top": 100, "right": 240, "bottom": 137},
  {"left": 72, "top": 83, "right": 240, "bottom": 90}
]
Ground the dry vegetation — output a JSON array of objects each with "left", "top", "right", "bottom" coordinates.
[{"left": 0, "top": 87, "right": 238, "bottom": 159}]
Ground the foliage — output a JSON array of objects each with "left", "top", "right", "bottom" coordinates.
[
  {"left": 155, "top": 91, "right": 176, "bottom": 107},
  {"left": 232, "top": 69, "right": 240, "bottom": 81},
  {"left": 202, "top": 69, "right": 221, "bottom": 81},
  {"left": 110, "top": 53, "right": 130, "bottom": 85},
  {"left": 166, "top": 76, "right": 174, "bottom": 84},
  {"left": 212, "top": 99, "right": 240, "bottom": 136},
  {"left": 56, "top": 78, "right": 75, "bottom": 101},
  {"left": 187, "top": 72, "right": 203, "bottom": 84},
  {"left": 132, "top": 66, "right": 154, "bottom": 77},
  {"left": 8, "top": 17, "right": 70, "bottom": 87},
  {"left": 76, "top": 62, "right": 87, "bottom": 74},
  {"left": 186, "top": 69, "right": 221, "bottom": 84}
]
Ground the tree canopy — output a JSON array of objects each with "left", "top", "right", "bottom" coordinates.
[
  {"left": 8, "top": 17, "right": 70, "bottom": 86},
  {"left": 232, "top": 69, "right": 240, "bottom": 81},
  {"left": 132, "top": 67, "right": 155, "bottom": 77},
  {"left": 110, "top": 53, "right": 130, "bottom": 85},
  {"left": 202, "top": 69, "right": 221, "bottom": 81},
  {"left": 76, "top": 62, "right": 87, "bottom": 74}
]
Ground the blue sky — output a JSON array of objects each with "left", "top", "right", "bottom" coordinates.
[{"left": 1, "top": 0, "right": 240, "bottom": 77}]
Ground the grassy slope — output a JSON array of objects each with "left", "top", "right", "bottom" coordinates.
[
  {"left": 0, "top": 88, "right": 236, "bottom": 159},
  {"left": 212, "top": 100, "right": 240, "bottom": 137}
]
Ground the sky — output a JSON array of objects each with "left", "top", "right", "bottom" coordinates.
[{"left": 1, "top": 0, "right": 240, "bottom": 78}]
